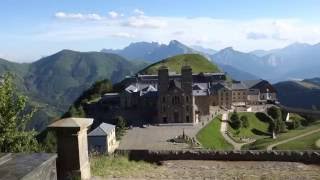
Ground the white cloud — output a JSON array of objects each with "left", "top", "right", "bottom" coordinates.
[
  {"left": 246, "top": 32, "right": 268, "bottom": 40},
  {"left": 123, "top": 15, "right": 168, "bottom": 29},
  {"left": 108, "top": 11, "right": 119, "bottom": 19},
  {"left": 54, "top": 12, "right": 103, "bottom": 21},
  {"left": 42, "top": 11, "right": 320, "bottom": 51},
  {"left": 111, "top": 32, "right": 135, "bottom": 38},
  {"left": 133, "top": 9, "right": 144, "bottom": 16}
]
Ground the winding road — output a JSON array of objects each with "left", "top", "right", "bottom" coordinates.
[{"left": 267, "top": 128, "right": 320, "bottom": 150}]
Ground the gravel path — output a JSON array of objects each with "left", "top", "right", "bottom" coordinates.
[
  {"left": 267, "top": 128, "right": 320, "bottom": 150},
  {"left": 220, "top": 112, "right": 251, "bottom": 150},
  {"left": 93, "top": 160, "right": 320, "bottom": 180}
]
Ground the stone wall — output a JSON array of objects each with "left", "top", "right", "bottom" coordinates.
[
  {"left": 116, "top": 150, "right": 320, "bottom": 164},
  {"left": 0, "top": 153, "right": 57, "bottom": 180}
]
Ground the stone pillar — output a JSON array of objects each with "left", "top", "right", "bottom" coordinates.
[{"left": 49, "top": 118, "right": 93, "bottom": 180}]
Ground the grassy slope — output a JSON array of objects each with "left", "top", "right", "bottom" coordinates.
[
  {"left": 228, "top": 112, "right": 270, "bottom": 139},
  {"left": 274, "top": 131, "right": 320, "bottom": 150},
  {"left": 196, "top": 115, "right": 233, "bottom": 150},
  {"left": 90, "top": 155, "right": 157, "bottom": 177},
  {"left": 274, "top": 80, "right": 320, "bottom": 109},
  {"left": 139, "top": 54, "right": 220, "bottom": 75},
  {"left": 243, "top": 121, "right": 320, "bottom": 150}
]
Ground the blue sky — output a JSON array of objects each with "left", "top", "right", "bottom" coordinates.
[{"left": 1, "top": 0, "right": 320, "bottom": 62}]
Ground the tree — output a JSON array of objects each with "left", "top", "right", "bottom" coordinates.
[
  {"left": 267, "top": 106, "right": 281, "bottom": 120},
  {"left": 241, "top": 116, "right": 249, "bottom": 128},
  {"left": 267, "top": 106, "right": 286, "bottom": 139},
  {"left": 230, "top": 111, "right": 241, "bottom": 129},
  {"left": 291, "top": 118, "right": 301, "bottom": 129},
  {"left": 0, "top": 73, "right": 39, "bottom": 152},
  {"left": 115, "top": 116, "right": 127, "bottom": 139}
]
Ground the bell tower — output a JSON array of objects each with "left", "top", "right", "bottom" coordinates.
[{"left": 158, "top": 66, "right": 169, "bottom": 123}]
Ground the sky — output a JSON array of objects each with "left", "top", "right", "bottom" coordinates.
[{"left": 1, "top": 0, "right": 320, "bottom": 62}]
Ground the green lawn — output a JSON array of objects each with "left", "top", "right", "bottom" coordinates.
[
  {"left": 243, "top": 121, "right": 320, "bottom": 150},
  {"left": 90, "top": 155, "right": 158, "bottom": 177},
  {"left": 228, "top": 112, "right": 270, "bottom": 140},
  {"left": 196, "top": 115, "right": 233, "bottom": 150},
  {"left": 274, "top": 131, "right": 320, "bottom": 150}
]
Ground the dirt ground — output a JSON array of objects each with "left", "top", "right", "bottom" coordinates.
[{"left": 93, "top": 160, "right": 320, "bottom": 180}]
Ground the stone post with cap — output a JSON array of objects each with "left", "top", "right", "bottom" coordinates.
[{"left": 49, "top": 117, "right": 93, "bottom": 180}]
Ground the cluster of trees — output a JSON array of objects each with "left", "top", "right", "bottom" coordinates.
[
  {"left": 63, "top": 79, "right": 113, "bottom": 118},
  {"left": 230, "top": 111, "right": 250, "bottom": 130},
  {"left": 230, "top": 106, "right": 291, "bottom": 139},
  {"left": 0, "top": 74, "right": 40, "bottom": 152}
]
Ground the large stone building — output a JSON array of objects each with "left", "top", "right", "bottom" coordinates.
[{"left": 118, "top": 66, "right": 277, "bottom": 124}]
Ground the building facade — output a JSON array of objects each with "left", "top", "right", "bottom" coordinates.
[
  {"left": 88, "top": 123, "right": 118, "bottom": 154},
  {"left": 119, "top": 66, "right": 277, "bottom": 124}
]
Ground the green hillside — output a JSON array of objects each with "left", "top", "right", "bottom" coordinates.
[
  {"left": 138, "top": 54, "right": 221, "bottom": 74},
  {"left": 0, "top": 50, "right": 147, "bottom": 131},
  {"left": 274, "top": 79, "right": 320, "bottom": 110}
]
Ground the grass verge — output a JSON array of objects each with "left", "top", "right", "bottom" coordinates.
[
  {"left": 274, "top": 131, "right": 320, "bottom": 150},
  {"left": 90, "top": 154, "right": 159, "bottom": 177},
  {"left": 196, "top": 115, "right": 233, "bottom": 150},
  {"left": 243, "top": 121, "right": 320, "bottom": 150}
]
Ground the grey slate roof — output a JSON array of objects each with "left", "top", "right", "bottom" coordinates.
[
  {"left": 125, "top": 85, "right": 138, "bottom": 93},
  {"left": 242, "top": 80, "right": 264, "bottom": 88},
  {"left": 88, "top": 123, "right": 115, "bottom": 136},
  {"left": 232, "top": 82, "right": 247, "bottom": 90},
  {"left": 193, "top": 89, "right": 209, "bottom": 96}
]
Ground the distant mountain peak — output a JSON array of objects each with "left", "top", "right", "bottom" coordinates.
[
  {"left": 283, "top": 42, "right": 311, "bottom": 50},
  {"left": 221, "top": 47, "right": 234, "bottom": 51},
  {"left": 102, "top": 40, "right": 196, "bottom": 62}
]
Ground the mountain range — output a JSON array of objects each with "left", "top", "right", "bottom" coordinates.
[
  {"left": 103, "top": 40, "right": 320, "bottom": 82},
  {"left": 211, "top": 43, "right": 320, "bottom": 82},
  {"left": 1, "top": 40, "right": 320, "bottom": 131},
  {"left": 101, "top": 40, "right": 198, "bottom": 62},
  {"left": 0, "top": 50, "right": 147, "bottom": 131},
  {"left": 274, "top": 77, "right": 320, "bottom": 110}
]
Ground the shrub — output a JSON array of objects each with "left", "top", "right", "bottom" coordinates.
[
  {"left": 230, "top": 111, "right": 241, "bottom": 129},
  {"left": 241, "top": 116, "right": 249, "bottom": 128}
]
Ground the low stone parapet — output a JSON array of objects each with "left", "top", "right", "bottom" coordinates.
[{"left": 115, "top": 149, "right": 320, "bottom": 164}]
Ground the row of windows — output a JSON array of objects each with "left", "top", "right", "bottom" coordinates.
[{"left": 232, "top": 92, "right": 246, "bottom": 95}]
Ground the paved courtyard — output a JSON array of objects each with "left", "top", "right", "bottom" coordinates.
[{"left": 119, "top": 123, "right": 208, "bottom": 150}]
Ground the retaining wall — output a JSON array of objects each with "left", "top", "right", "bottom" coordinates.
[{"left": 116, "top": 149, "right": 320, "bottom": 164}]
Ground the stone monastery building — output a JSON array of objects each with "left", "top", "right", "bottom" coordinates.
[{"left": 118, "top": 65, "right": 277, "bottom": 124}]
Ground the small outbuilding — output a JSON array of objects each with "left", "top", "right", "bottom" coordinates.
[{"left": 88, "top": 123, "right": 118, "bottom": 154}]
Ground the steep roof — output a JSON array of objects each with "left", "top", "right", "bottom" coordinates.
[
  {"left": 88, "top": 123, "right": 115, "bottom": 136},
  {"left": 125, "top": 85, "right": 138, "bottom": 93},
  {"left": 211, "top": 83, "right": 231, "bottom": 91},
  {"left": 232, "top": 82, "right": 247, "bottom": 90},
  {"left": 242, "top": 80, "right": 264, "bottom": 88}
]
